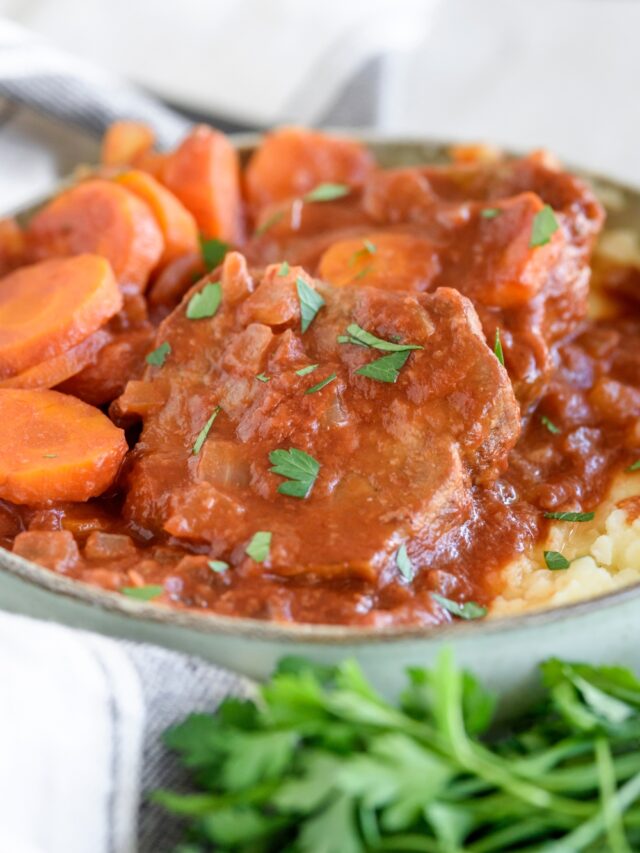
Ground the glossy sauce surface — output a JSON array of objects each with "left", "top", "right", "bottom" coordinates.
[{"left": 2, "top": 134, "right": 640, "bottom": 627}]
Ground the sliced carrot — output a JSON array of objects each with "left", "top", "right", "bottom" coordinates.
[
  {"left": 115, "top": 170, "right": 199, "bottom": 266},
  {"left": 0, "top": 217, "right": 26, "bottom": 275},
  {"left": 0, "top": 389, "right": 127, "bottom": 504},
  {"left": 0, "top": 255, "right": 122, "bottom": 379},
  {"left": 160, "top": 125, "right": 245, "bottom": 243},
  {"left": 245, "top": 126, "right": 375, "bottom": 214},
  {"left": 0, "top": 328, "right": 111, "bottom": 390},
  {"left": 147, "top": 251, "right": 205, "bottom": 308},
  {"left": 101, "top": 121, "right": 155, "bottom": 167},
  {"left": 318, "top": 232, "right": 441, "bottom": 291},
  {"left": 27, "top": 179, "right": 164, "bottom": 292}
]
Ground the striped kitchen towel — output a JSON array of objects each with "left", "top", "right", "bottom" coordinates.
[{"left": 0, "top": 609, "right": 252, "bottom": 853}]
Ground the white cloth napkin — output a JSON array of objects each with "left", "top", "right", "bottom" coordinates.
[{"left": 0, "top": 610, "right": 251, "bottom": 853}]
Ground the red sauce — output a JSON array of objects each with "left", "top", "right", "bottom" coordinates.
[{"left": 2, "top": 130, "right": 640, "bottom": 627}]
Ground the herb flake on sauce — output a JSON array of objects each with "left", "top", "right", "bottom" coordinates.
[
  {"left": 530, "top": 205, "right": 559, "bottom": 248},
  {"left": 246, "top": 531, "right": 272, "bottom": 562},
  {"left": 342, "top": 323, "right": 422, "bottom": 352},
  {"left": 277, "top": 261, "right": 290, "bottom": 276},
  {"left": 481, "top": 207, "right": 501, "bottom": 219},
  {"left": 255, "top": 210, "right": 285, "bottom": 236},
  {"left": 628, "top": 460, "right": 640, "bottom": 472},
  {"left": 199, "top": 236, "right": 229, "bottom": 271},
  {"left": 304, "top": 373, "right": 337, "bottom": 395},
  {"left": 295, "top": 364, "right": 319, "bottom": 376},
  {"left": 269, "top": 448, "right": 320, "bottom": 498},
  {"left": 544, "top": 511, "right": 595, "bottom": 522},
  {"left": 208, "top": 560, "right": 229, "bottom": 573},
  {"left": 356, "top": 349, "right": 412, "bottom": 383},
  {"left": 296, "top": 277, "right": 325, "bottom": 333},
  {"left": 192, "top": 407, "right": 221, "bottom": 456},
  {"left": 146, "top": 341, "right": 171, "bottom": 367},
  {"left": 303, "top": 183, "right": 350, "bottom": 203},
  {"left": 395, "top": 543, "right": 414, "bottom": 581},
  {"left": 541, "top": 415, "right": 561, "bottom": 435},
  {"left": 256, "top": 373, "right": 270, "bottom": 383},
  {"left": 122, "top": 584, "right": 164, "bottom": 601},
  {"left": 431, "top": 592, "right": 487, "bottom": 620},
  {"left": 544, "top": 550, "right": 571, "bottom": 570},
  {"left": 186, "top": 282, "right": 222, "bottom": 320},
  {"left": 493, "top": 328, "right": 505, "bottom": 365}
]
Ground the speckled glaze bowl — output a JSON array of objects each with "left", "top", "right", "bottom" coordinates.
[{"left": 2, "top": 136, "right": 640, "bottom": 702}]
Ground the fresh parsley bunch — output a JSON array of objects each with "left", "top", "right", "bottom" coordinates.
[{"left": 153, "top": 650, "right": 640, "bottom": 852}]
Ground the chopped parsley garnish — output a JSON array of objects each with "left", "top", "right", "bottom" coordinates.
[
  {"left": 303, "top": 183, "right": 350, "bottom": 203},
  {"left": 122, "top": 584, "right": 164, "bottom": 601},
  {"left": 246, "top": 531, "right": 271, "bottom": 562},
  {"left": 354, "top": 265, "right": 373, "bottom": 280},
  {"left": 431, "top": 592, "right": 487, "bottom": 620},
  {"left": 530, "top": 204, "right": 559, "bottom": 248},
  {"left": 269, "top": 447, "right": 320, "bottom": 498},
  {"left": 296, "top": 276, "right": 325, "bottom": 333},
  {"left": 304, "top": 373, "right": 337, "bottom": 395},
  {"left": 256, "top": 373, "right": 270, "bottom": 383},
  {"left": 199, "top": 236, "right": 229, "bottom": 271},
  {"left": 349, "top": 239, "right": 377, "bottom": 267},
  {"left": 208, "top": 560, "right": 229, "bottom": 573},
  {"left": 340, "top": 323, "right": 422, "bottom": 352},
  {"left": 295, "top": 364, "right": 319, "bottom": 376},
  {"left": 186, "top": 281, "right": 221, "bottom": 320},
  {"left": 481, "top": 207, "right": 501, "bottom": 219},
  {"left": 628, "top": 460, "right": 640, "bottom": 472},
  {"left": 42, "top": 453, "right": 57, "bottom": 459},
  {"left": 255, "top": 210, "right": 285, "bottom": 236},
  {"left": 493, "top": 328, "right": 505, "bottom": 365},
  {"left": 395, "top": 543, "right": 414, "bottom": 582},
  {"left": 277, "top": 261, "right": 290, "bottom": 276},
  {"left": 356, "top": 349, "right": 412, "bottom": 383},
  {"left": 541, "top": 415, "right": 561, "bottom": 435},
  {"left": 146, "top": 341, "right": 171, "bottom": 367},
  {"left": 544, "top": 511, "right": 595, "bottom": 522},
  {"left": 192, "top": 407, "right": 221, "bottom": 456},
  {"left": 544, "top": 550, "right": 571, "bottom": 571}
]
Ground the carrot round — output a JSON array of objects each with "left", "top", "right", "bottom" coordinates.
[
  {"left": 115, "top": 170, "right": 199, "bottom": 265},
  {"left": 101, "top": 121, "right": 155, "bottom": 167},
  {"left": 160, "top": 125, "right": 245, "bottom": 243},
  {"left": 0, "top": 255, "right": 122, "bottom": 379},
  {"left": 0, "top": 217, "right": 25, "bottom": 275},
  {"left": 27, "top": 179, "right": 164, "bottom": 291},
  {"left": 318, "top": 232, "right": 440, "bottom": 291},
  {"left": 0, "top": 329, "right": 110, "bottom": 390},
  {"left": 0, "top": 389, "right": 127, "bottom": 504},
  {"left": 245, "top": 126, "right": 375, "bottom": 214}
]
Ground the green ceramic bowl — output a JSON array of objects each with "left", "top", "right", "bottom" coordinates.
[{"left": 1, "top": 135, "right": 639, "bottom": 704}]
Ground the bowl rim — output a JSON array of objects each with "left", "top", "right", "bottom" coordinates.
[{"left": 2, "top": 131, "right": 640, "bottom": 645}]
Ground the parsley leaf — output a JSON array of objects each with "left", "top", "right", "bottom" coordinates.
[
  {"left": 186, "top": 282, "right": 221, "bottom": 320},
  {"left": 493, "top": 328, "right": 505, "bottom": 365},
  {"left": 199, "top": 236, "right": 229, "bottom": 271},
  {"left": 192, "top": 407, "right": 221, "bottom": 455},
  {"left": 277, "top": 261, "right": 290, "bottom": 276},
  {"left": 628, "top": 460, "right": 640, "bottom": 472},
  {"left": 256, "top": 373, "right": 270, "bottom": 383},
  {"left": 122, "top": 584, "right": 164, "bottom": 601},
  {"left": 396, "top": 544, "right": 414, "bottom": 581},
  {"left": 431, "top": 593, "right": 487, "bottom": 620},
  {"left": 42, "top": 453, "right": 58, "bottom": 459},
  {"left": 303, "top": 183, "right": 350, "bottom": 203},
  {"left": 481, "top": 207, "right": 501, "bottom": 219},
  {"left": 353, "top": 265, "right": 372, "bottom": 280},
  {"left": 544, "top": 511, "right": 595, "bottom": 522},
  {"left": 146, "top": 341, "right": 171, "bottom": 367},
  {"left": 530, "top": 204, "right": 559, "bottom": 248},
  {"left": 305, "top": 373, "right": 337, "bottom": 395},
  {"left": 541, "top": 415, "right": 561, "bottom": 435},
  {"left": 246, "top": 531, "right": 271, "bottom": 562},
  {"left": 544, "top": 550, "right": 571, "bottom": 571},
  {"left": 295, "top": 364, "right": 319, "bottom": 376},
  {"left": 208, "top": 560, "right": 229, "bottom": 573},
  {"left": 255, "top": 210, "right": 285, "bottom": 236},
  {"left": 269, "top": 447, "right": 320, "bottom": 498},
  {"left": 349, "top": 239, "right": 377, "bottom": 267},
  {"left": 356, "top": 350, "right": 412, "bottom": 383},
  {"left": 296, "top": 276, "right": 325, "bottom": 333},
  {"left": 341, "top": 324, "right": 422, "bottom": 352}
]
